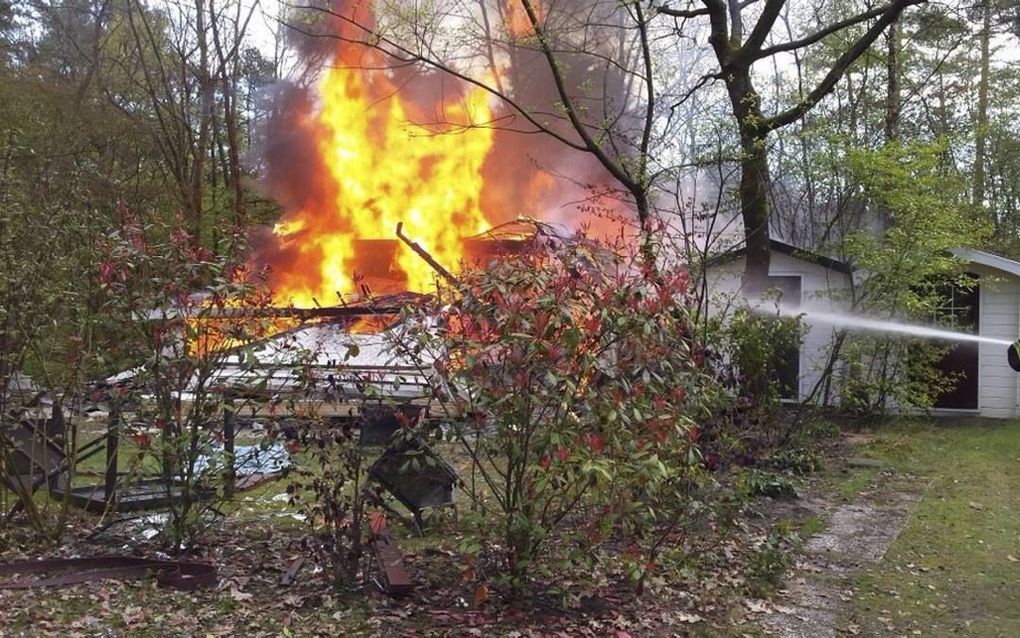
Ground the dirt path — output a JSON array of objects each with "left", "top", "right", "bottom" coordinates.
[{"left": 758, "top": 467, "right": 925, "bottom": 637}]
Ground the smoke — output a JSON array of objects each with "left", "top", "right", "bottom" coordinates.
[
  {"left": 250, "top": 0, "right": 644, "bottom": 289},
  {"left": 479, "top": 0, "right": 641, "bottom": 234}
]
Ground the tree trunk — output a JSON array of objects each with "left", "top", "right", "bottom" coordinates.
[
  {"left": 192, "top": 0, "right": 213, "bottom": 248},
  {"left": 879, "top": 18, "right": 900, "bottom": 233},
  {"left": 884, "top": 19, "right": 900, "bottom": 143},
  {"left": 727, "top": 72, "right": 772, "bottom": 297},
  {"left": 634, "top": 190, "right": 659, "bottom": 279},
  {"left": 973, "top": 0, "right": 991, "bottom": 212}
]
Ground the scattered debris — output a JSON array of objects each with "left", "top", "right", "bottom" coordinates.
[
  {"left": 367, "top": 436, "right": 458, "bottom": 529},
  {"left": 370, "top": 526, "right": 412, "bottom": 596},
  {"left": 193, "top": 441, "right": 292, "bottom": 476},
  {"left": 279, "top": 556, "right": 306, "bottom": 586},
  {"left": 0, "top": 556, "right": 217, "bottom": 591}
]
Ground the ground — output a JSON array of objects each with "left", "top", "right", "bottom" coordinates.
[{"left": 2, "top": 417, "right": 1019, "bottom": 636}]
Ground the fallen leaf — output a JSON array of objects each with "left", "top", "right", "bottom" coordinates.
[
  {"left": 283, "top": 594, "right": 305, "bottom": 608},
  {"left": 744, "top": 599, "right": 769, "bottom": 613},
  {"left": 369, "top": 509, "right": 388, "bottom": 534},
  {"left": 472, "top": 584, "right": 489, "bottom": 607},
  {"left": 230, "top": 586, "right": 254, "bottom": 602},
  {"left": 121, "top": 606, "right": 147, "bottom": 626}
]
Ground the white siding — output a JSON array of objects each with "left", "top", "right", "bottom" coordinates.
[
  {"left": 705, "top": 252, "right": 851, "bottom": 402},
  {"left": 707, "top": 252, "right": 1020, "bottom": 419},
  {"left": 975, "top": 268, "right": 1019, "bottom": 419}
]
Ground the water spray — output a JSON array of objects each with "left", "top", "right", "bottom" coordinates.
[{"left": 768, "top": 306, "right": 1020, "bottom": 372}]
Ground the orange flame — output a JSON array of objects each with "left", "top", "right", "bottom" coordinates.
[
  {"left": 504, "top": 0, "right": 544, "bottom": 39},
  {"left": 266, "top": 47, "right": 497, "bottom": 307}
]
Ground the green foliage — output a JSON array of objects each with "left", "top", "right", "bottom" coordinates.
[
  {"left": 0, "top": 90, "right": 112, "bottom": 534},
  {"left": 724, "top": 308, "right": 802, "bottom": 408},
  {"left": 704, "top": 306, "right": 802, "bottom": 453},
  {"left": 399, "top": 237, "right": 725, "bottom": 596},
  {"left": 738, "top": 469, "right": 798, "bottom": 499},
  {"left": 746, "top": 525, "right": 794, "bottom": 596},
  {"left": 769, "top": 446, "right": 822, "bottom": 474},
  {"left": 843, "top": 141, "right": 989, "bottom": 316},
  {"left": 832, "top": 141, "right": 990, "bottom": 416}
]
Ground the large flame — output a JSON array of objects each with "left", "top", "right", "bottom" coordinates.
[{"left": 266, "top": 46, "right": 497, "bottom": 307}]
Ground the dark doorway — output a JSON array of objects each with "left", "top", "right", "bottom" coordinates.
[
  {"left": 767, "top": 276, "right": 802, "bottom": 401},
  {"left": 932, "top": 276, "right": 980, "bottom": 410}
]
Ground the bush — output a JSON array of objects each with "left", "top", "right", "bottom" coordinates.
[
  {"left": 739, "top": 469, "right": 798, "bottom": 498},
  {"left": 396, "top": 234, "right": 726, "bottom": 595},
  {"left": 286, "top": 415, "right": 376, "bottom": 590},
  {"left": 97, "top": 208, "right": 290, "bottom": 551},
  {"left": 769, "top": 446, "right": 822, "bottom": 474}
]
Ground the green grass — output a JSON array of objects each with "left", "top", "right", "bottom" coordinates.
[{"left": 846, "top": 419, "right": 1020, "bottom": 636}]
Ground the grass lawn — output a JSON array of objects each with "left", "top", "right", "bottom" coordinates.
[{"left": 845, "top": 418, "right": 1020, "bottom": 636}]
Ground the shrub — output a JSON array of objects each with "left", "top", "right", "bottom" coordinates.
[
  {"left": 739, "top": 469, "right": 798, "bottom": 498},
  {"left": 286, "top": 414, "right": 376, "bottom": 589},
  {"left": 97, "top": 207, "right": 288, "bottom": 551},
  {"left": 397, "top": 234, "right": 726, "bottom": 595}
]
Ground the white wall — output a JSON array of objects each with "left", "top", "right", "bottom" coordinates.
[
  {"left": 705, "top": 252, "right": 851, "bottom": 402},
  {"left": 706, "top": 254, "right": 1020, "bottom": 418},
  {"left": 972, "top": 266, "right": 1019, "bottom": 418}
]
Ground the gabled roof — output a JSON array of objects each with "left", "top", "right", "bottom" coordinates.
[
  {"left": 708, "top": 238, "right": 852, "bottom": 275},
  {"left": 951, "top": 247, "right": 1020, "bottom": 279}
]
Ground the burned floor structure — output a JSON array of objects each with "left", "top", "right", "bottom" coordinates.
[{"left": 0, "top": 221, "right": 567, "bottom": 594}]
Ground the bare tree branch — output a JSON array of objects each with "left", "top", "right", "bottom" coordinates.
[
  {"left": 767, "top": 0, "right": 926, "bottom": 130},
  {"left": 755, "top": 2, "right": 896, "bottom": 59}
]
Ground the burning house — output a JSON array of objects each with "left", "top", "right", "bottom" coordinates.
[
  {"left": 182, "top": 1, "right": 635, "bottom": 411},
  {"left": 250, "top": 0, "right": 630, "bottom": 310}
]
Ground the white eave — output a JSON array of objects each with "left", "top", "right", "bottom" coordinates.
[{"left": 951, "top": 247, "right": 1020, "bottom": 279}]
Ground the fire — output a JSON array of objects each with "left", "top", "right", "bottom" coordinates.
[
  {"left": 504, "top": 0, "right": 544, "bottom": 39},
  {"left": 266, "top": 41, "right": 496, "bottom": 308}
]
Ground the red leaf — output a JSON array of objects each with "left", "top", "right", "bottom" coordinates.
[
  {"left": 472, "top": 584, "right": 489, "bottom": 607},
  {"left": 368, "top": 510, "right": 388, "bottom": 534}
]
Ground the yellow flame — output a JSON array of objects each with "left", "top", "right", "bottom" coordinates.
[{"left": 268, "top": 54, "right": 496, "bottom": 308}]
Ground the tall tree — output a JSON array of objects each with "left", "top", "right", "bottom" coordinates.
[
  {"left": 659, "top": 0, "right": 925, "bottom": 294},
  {"left": 973, "top": 0, "right": 991, "bottom": 211}
]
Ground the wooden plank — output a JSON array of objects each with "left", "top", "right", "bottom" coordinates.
[{"left": 371, "top": 527, "right": 412, "bottom": 595}]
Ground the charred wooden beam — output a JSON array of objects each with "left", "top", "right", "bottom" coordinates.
[
  {"left": 395, "top": 222, "right": 458, "bottom": 285},
  {"left": 178, "top": 305, "right": 405, "bottom": 319}
]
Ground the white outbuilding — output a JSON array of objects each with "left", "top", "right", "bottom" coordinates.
[{"left": 704, "top": 240, "right": 1020, "bottom": 419}]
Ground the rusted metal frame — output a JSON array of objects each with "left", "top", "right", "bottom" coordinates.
[
  {"left": 223, "top": 408, "right": 236, "bottom": 498},
  {"left": 105, "top": 407, "right": 120, "bottom": 500},
  {"left": 187, "top": 305, "right": 404, "bottom": 319}
]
